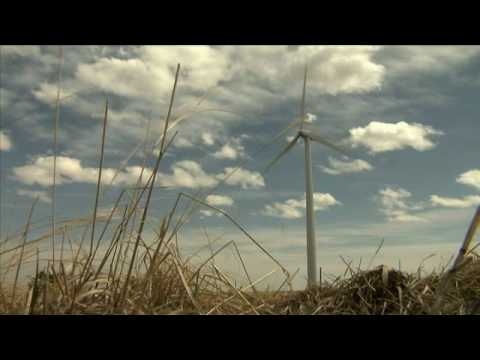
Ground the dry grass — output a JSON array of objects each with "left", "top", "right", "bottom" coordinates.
[{"left": 2, "top": 246, "right": 480, "bottom": 315}]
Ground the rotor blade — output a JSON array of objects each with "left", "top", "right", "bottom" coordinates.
[
  {"left": 271, "top": 116, "right": 304, "bottom": 143},
  {"left": 264, "top": 134, "right": 300, "bottom": 173},
  {"left": 300, "top": 64, "right": 308, "bottom": 128},
  {"left": 302, "top": 121, "right": 351, "bottom": 139},
  {"left": 305, "top": 132, "right": 353, "bottom": 158}
]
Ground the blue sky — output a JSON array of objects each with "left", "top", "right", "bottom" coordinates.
[{"left": 1, "top": 45, "right": 480, "bottom": 288}]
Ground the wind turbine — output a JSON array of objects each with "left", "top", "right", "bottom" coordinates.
[{"left": 265, "top": 65, "right": 351, "bottom": 288}]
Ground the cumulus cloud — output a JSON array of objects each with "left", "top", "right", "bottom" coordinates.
[
  {"left": 386, "top": 211, "right": 426, "bottom": 223},
  {"left": 213, "top": 139, "right": 247, "bottom": 160},
  {"left": 13, "top": 156, "right": 94, "bottom": 187},
  {"left": 199, "top": 209, "right": 223, "bottom": 218},
  {"left": 224, "top": 45, "right": 385, "bottom": 95},
  {"left": 17, "top": 189, "right": 52, "bottom": 204},
  {"left": 12, "top": 155, "right": 151, "bottom": 187},
  {"left": 32, "top": 82, "right": 59, "bottom": 104},
  {"left": 349, "top": 121, "right": 443, "bottom": 154},
  {"left": 213, "top": 144, "right": 240, "bottom": 160},
  {"left": 205, "top": 194, "right": 234, "bottom": 207},
  {"left": 377, "top": 187, "right": 427, "bottom": 223},
  {"left": 456, "top": 169, "right": 480, "bottom": 191},
  {"left": 201, "top": 132, "right": 215, "bottom": 146},
  {"left": 174, "top": 137, "right": 194, "bottom": 148},
  {"left": 262, "top": 193, "right": 340, "bottom": 219},
  {"left": 75, "top": 46, "right": 230, "bottom": 100},
  {"left": 159, "top": 160, "right": 219, "bottom": 189},
  {"left": 379, "top": 46, "right": 480, "bottom": 75},
  {"left": 430, "top": 195, "right": 480, "bottom": 208},
  {"left": 212, "top": 137, "right": 247, "bottom": 160},
  {"left": 262, "top": 202, "right": 304, "bottom": 219},
  {"left": 304, "top": 113, "right": 317, "bottom": 123},
  {"left": 219, "top": 167, "right": 265, "bottom": 189},
  {"left": 12, "top": 155, "right": 267, "bottom": 193},
  {"left": 310, "top": 193, "right": 342, "bottom": 210},
  {"left": 0, "top": 131, "right": 12, "bottom": 151},
  {"left": 320, "top": 156, "right": 373, "bottom": 175}
]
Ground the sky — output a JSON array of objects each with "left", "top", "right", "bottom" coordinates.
[{"left": 1, "top": 45, "right": 480, "bottom": 288}]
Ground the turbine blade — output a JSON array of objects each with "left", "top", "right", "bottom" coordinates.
[
  {"left": 306, "top": 132, "right": 352, "bottom": 158},
  {"left": 271, "top": 117, "right": 303, "bottom": 143},
  {"left": 302, "top": 122, "right": 351, "bottom": 143},
  {"left": 300, "top": 64, "right": 308, "bottom": 128},
  {"left": 264, "top": 134, "right": 300, "bottom": 173}
]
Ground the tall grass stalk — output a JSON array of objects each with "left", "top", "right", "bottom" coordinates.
[
  {"left": 11, "top": 197, "right": 39, "bottom": 309},
  {"left": 117, "top": 63, "right": 181, "bottom": 309},
  {"left": 51, "top": 46, "right": 64, "bottom": 272},
  {"left": 85, "top": 98, "right": 109, "bottom": 271}
]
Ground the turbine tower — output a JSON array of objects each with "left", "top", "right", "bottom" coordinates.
[{"left": 265, "top": 65, "right": 350, "bottom": 288}]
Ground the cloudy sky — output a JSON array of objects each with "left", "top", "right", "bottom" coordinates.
[{"left": 1, "top": 45, "right": 480, "bottom": 288}]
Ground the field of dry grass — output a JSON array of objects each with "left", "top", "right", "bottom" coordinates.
[{"left": 2, "top": 247, "right": 480, "bottom": 315}]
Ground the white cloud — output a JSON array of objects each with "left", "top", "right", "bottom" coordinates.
[
  {"left": 219, "top": 167, "right": 265, "bottom": 190},
  {"left": 349, "top": 121, "right": 443, "bottom": 153},
  {"left": 320, "top": 156, "right": 373, "bottom": 175},
  {"left": 0, "top": 131, "right": 12, "bottom": 151},
  {"left": 75, "top": 46, "right": 230, "bottom": 100},
  {"left": 213, "top": 141, "right": 247, "bottom": 160},
  {"left": 205, "top": 194, "right": 234, "bottom": 207},
  {"left": 12, "top": 155, "right": 267, "bottom": 194},
  {"left": 201, "top": 132, "right": 215, "bottom": 146},
  {"left": 379, "top": 46, "right": 480, "bottom": 75},
  {"left": 31, "top": 82, "right": 59, "bottom": 104},
  {"left": 212, "top": 137, "right": 247, "bottom": 160},
  {"left": 386, "top": 211, "right": 427, "bottom": 223},
  {"left": 199, "top": 209, "right": 223, "bottom": 218},
  {"left": 199, "top": 209, "right": 214, "bottom": 217},
  {"left": 224, "top": 45, "right": 385, "bottom": 95},
  {"left": 12, "top": 155, "right": 151, "bottom": 188},
  {"left": 159, "top": 160, "right": 219, "bottom": 189},
  {"left": 304, "top": 113, "right": 317, "bottom": 123},
  {"left": 311, "top": 193, "right": 342, "bottom": 210},
  {"left": 262, "top": 202, "right": 304, "bottom": 219},
  {"left": 159, "top": 162, "right": 265, "bottom": 190},
  {"left": 377, "top": 187, "right": 427, "bottom": 223},
  {"left": 76, "top": 58, "right": 168, "bottom": 99},
  {"left": 456, "top": 169, "right": 480, "bottom": 191},
  {"left": 13, "top": 156, "right": 85, "bottom": 187},
  {"left": 378, "top": 187, "right": 412, "bottom": 207},
  {"left": 213, "top": 144, "right": 239, "bottom": 160},
  {"left": 262, "top": 193, "right": 340, "bottom": 219},
  {"left": 174, "top": 137, "right": 194, "bottom": 148},
  {"left": 17, "top": 189, "right": 52, "bottom": 204},
  {"left": 298, "top": 46, "right": 385, "bottom": 95},
  {"left": 430, "top": 195, "right": 480, "bottom": 208}
]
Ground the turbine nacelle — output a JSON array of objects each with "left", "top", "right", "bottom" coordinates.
[{"left": 264, "top": 127, "right": 352, "bottom": 174}]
